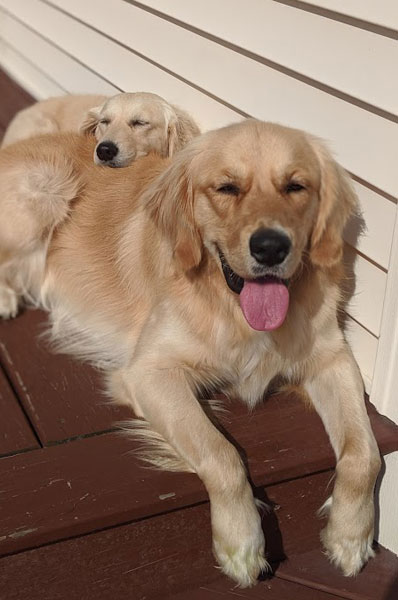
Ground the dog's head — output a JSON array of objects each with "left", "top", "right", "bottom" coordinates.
[
  {"left": 145, "top": 119, "right": 357, "bottom": 331},
  {"left": 79, "top": 92, "right": 199, "bottom": 167}
]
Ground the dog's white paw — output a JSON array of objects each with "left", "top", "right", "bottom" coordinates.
[
  {"left": 0, "top": 287, "right": 19, "bottom": 319},
  {"left": 319, "top": 494, "right": 375, "bottom": 576},
  {"left": 211, "top": 496, "right": 269, "bottom": 587},
  {"left": 213, "top": 534, "right": 269, "bottom": 587},
  {"left": 321, "top": 523, "right": 374, "bottom": 576}
]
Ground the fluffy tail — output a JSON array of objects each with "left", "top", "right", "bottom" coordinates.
[{"left": 20, "top": 156, "right": 81, "bottom": 233}]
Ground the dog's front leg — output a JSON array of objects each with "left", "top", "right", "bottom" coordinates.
[
  {"left": 304, "top": 343, "right": 381, "bottom": 576},
  {"left": 121, "top": 363, "right": 268, "bottom": 587}
]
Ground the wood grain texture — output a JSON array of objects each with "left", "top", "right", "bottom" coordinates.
[
  {"left": 167, "top": 578, "right": 341, "bottom": 600},
  {"left": 0, "top": 471, "right": 332, "bottom": 600},
  {"left": 0, "top": 393, "right": 397, "bottom": 557},
  {"left": 277, "top": 546, "right": 398, "bottom": 600},
  {"left": 0, "top": 367, "right": 38, "bottom": 457},
  {"left": 0, "top": 310, "right": 133, "bottom": 443},
  {"left": 1, "top": 470, "right": 397, "bottom": 600}
]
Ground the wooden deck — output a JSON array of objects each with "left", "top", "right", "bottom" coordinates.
[{"left": 0, "top": 69, "right": 398, "bottom": 600}]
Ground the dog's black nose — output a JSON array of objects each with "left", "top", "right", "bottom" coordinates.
[
  {"left": 96, "top": 141, "right": 118, "bottom": 162},
  {"left": 249, "top": 228, "right": 291, "bottom": 267}
]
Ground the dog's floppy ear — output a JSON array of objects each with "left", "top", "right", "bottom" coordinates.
[
  {"left": 166, "top": 106, "right": 201, "bottom": 157},
  {"left": 144, "top": 144, "right": 203, "bottom": 271},
  {"left": 309, "top": 138, "right": 357, "bottom": 268},
  {"left": 79, "top": 105, "right": 102, "bottom": 136}
]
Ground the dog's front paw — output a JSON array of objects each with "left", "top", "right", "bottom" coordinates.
[
  {"left": 320, "top": 495, "right": 375, "bottom": 576},
  {"left": 213, "top": 534, "right": 269, "bottom": 587},
  {"left": 321, "top": 522, "right": 374, "bottom": 576},
  {"left": 0, "top": 287, "right": 19, "bottom": 319},
  {"left": 211, "top": 495, "right": 269, "bottom": 587}
]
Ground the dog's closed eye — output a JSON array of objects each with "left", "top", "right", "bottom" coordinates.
[
  {"left": 99, "top": 118, "right": 110, "bottom": 125},
  {"left": 130, "top": 119, "right": 149, "bottom": 128},
  {"left": 216, "top": 183, "right": 240, "bottom": 196},
  {"left": 285, "top": 181, "right": 306, "bottom": 193}
]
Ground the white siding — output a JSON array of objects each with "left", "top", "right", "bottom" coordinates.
[
  {"left": 345, "top": 182, "right": 396, "bottom": 270},
  {"left": 3, "top": 0, "right": 395, "bottom": 195},
  {"left": 0, "top": 0, "right": 396, "bottom": 395},
  {"left": 303, "top": 0, "right": 398, "bottom": 30},
  {"left": 136, "top": 0, "right": 398, "bottom": 114},
  {"left": 345, "top": 316, "right": 378, "bottom": 393},
  {"left": 0, "top": 11, "right": 117, "bottom": 96},
  {"left": 0, "top": 38, "right": 64, "bottom": 99},
  {"left": 378, "top": 452, "right": 398, "bottom": 555}
]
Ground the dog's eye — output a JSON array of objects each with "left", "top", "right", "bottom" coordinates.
[
  {"left": 286, "top": 181, "right": 306, "bottom": 193},
  {"left": 100, "top": 119, "right": 110, "bottom": 125},
  {"left": 130, "top": 120, "right": 149, "bottom": 127},
  {"left": 217, "top": 183, "right": 240, "bottom": 196}
]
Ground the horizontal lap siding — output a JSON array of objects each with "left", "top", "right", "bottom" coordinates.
[
  {"left": 0, "top": 0, "right": 395, "bottom": 392},
  {"left": 0, "top": 38, "right": 64, "bottom": 99},
  {"left": 346, "top": 183, "right": 396, "bottom": 270},
  {"left": 302, "top": 0, "right": 398, "bottom": 30},
  {"left": 345, "top": 317, "right": 378, "bottom": 392},
  {"left": 0, "top": 3, "right": 242, "bottom": 130},
  {"left": 0, "top": 11, "right": 118, "bottom": 96},
  {"left": 8, "top": 0, "right": 396, "bottom": 196},
  {"left": 134, "top": 0, "right": 398, "bottom": 114}
]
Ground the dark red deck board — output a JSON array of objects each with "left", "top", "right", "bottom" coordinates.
[
  {"left": 277, "top": 546, "right": 398, "bottom": 600},
  {"left": 167, "top": 578, "right": 356, "bottom": 599},
  {"left": 1, "top": 399, "right": 397, "bottom": 558},
  {"left": 0, "top": 366, "right": 39, "bottom": 457},
  {"left": 0, "top": 68, "right": 34, "bottom": 129},
  {"left": 0, "top": 399, "right": 337, "bottom": 556},
  {"left": 0, "top": 310, "right": 133, "bottom": 444},
  {"left": 1, "top": 470, "right": 396, "bottom": 600},
  {"left": 0, "top": 470, "right": 332, "bottom": 600},
  {"left": 0, "top": 431, "right": 196, "bottom": 556},
  {"left": 168, "top": 544, "right": 398, "bottom": 600},
  {"left": 0, "top": 503, "right": 214, "bottom": 600},
  {"left": 0, "top": 432, "right": 335, "bottom": 558}
]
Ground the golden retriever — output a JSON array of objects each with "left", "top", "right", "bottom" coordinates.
[
  {"left": 0, "top": 120, "right": 380, "bottom": 587},
  {"left": 1, "top": 92, "right": 200, "bottom": 165}
]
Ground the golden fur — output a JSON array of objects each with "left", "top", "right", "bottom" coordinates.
[
  {"left": 1, "top": 92, "right": 200, "bottom": 165},
  {"left": 0, "top": 120, "right": 380, "bottom": 587}
]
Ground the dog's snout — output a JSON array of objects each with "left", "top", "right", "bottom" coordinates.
[
  {"left": 96, "top": 141, "right": 118, "bottom": 162},
  {"left": 249, "top": 228, "right": 291, "bottom": 267}
]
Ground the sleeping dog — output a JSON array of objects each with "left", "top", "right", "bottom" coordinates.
[{"left": 2, "top": 91, "right": 200, "bottom": 166}]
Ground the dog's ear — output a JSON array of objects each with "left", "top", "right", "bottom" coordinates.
[
  {"left": 144, "top": 145, "right": 203, "bottom": 271},
  {"left": 166, "top": 107, "right": 200, "bottom": 157},
  {"left": 79, "top": 105, "right": 102, "bottom": 136},
  {"left": 309, "top": 138, "right": 358, "bottom": 268}
]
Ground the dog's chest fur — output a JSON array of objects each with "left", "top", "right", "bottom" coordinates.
[{"left": 183, "top": 314, "right": 282, "bottom": 408}]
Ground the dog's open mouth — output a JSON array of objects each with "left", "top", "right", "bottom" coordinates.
[{"left": 219, "top": 251, "right": 289, "bottom": 332}]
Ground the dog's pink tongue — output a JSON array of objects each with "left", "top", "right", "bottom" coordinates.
[{"left": 239, "top": 279, "right": 289, "bottom": 331}]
